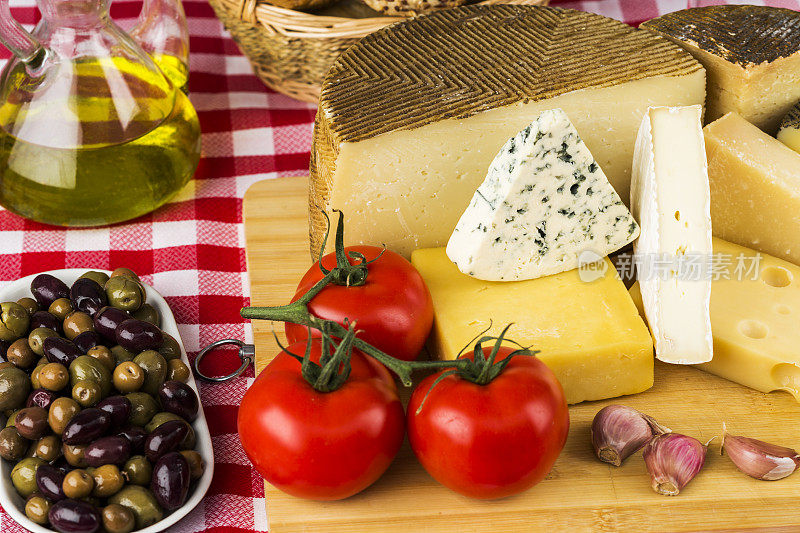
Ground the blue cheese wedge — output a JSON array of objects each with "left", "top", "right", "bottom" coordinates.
[
  {"left": 630, "top": 106, "right": 713, "bottom": 365},
  {"left": 445, "top": 109, "right": 640, "bottom": 282}
]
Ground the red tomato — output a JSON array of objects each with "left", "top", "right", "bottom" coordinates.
[
  {"left": 285, "top": 245, "right": 433, "bottom": 362},
  {"left": 407, "top": 348, "right": 569, "bottom": 499},
  {"left": 238, "top": 339, "right": 406, "bottom": 500}
]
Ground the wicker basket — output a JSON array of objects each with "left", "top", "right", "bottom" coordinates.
[{"left": 209, "top": 0, "right": 550, "bottom": 102}]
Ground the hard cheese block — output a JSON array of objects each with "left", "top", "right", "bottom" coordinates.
[
  {"left": 778, "top": 101, "right": 800, "bottom": 154},
  {"left": 704, "top": 112, "right": 800, "bottom": 266},
  {"left": 642, "top": 5, "right": 800, "bottom": 134},
  {"left": 446, "top": 109, "right": 639, "bottom": 282},
  {"left": 411, "top": 247, "right": 654, "bottom": 404},
  {"left": 630, "top": 106, "right": 712, "bottom": 364},
  {"left": 311, "top": 5, "right": 705, "bottom": 257},
  {"left": 630, "top": 238, "right": 800, "bottom": 402}
]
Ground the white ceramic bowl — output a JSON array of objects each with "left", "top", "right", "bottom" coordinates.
[{"left": 0, "top": 269, "right": 214, "bottom": 533}]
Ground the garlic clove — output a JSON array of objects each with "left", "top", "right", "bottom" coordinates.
[
  {"left": 591, "top": 405, "right": 670, "bottom": 467},
  {"left": 643, "top": 433, "right": 706, "bottom": 496},
  {"left": 722, "top": 425, "right": 800, "bottom": 481}
]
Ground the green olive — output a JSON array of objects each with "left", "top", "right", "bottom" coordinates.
[
  {"left": 86, "top": 345, "right": 115, "bottom": 372},
  {"left": 32, "top": 434, "right": 62, "bottom": 461},
  {"left": 5, "top": 409, "right": 19, "bottom": 427},
  {"left": 48, "top": 297, "right": 74, "bottom": 321},
  {"left": 11, "top": 457, "right": 46, "bottom": 497},
  {"left": 113, "top": 362, "right": 144, "bottom": 393},
  {"left": 109, "top": 486, "right": 164, "bottom": 529},
  {"left": 16, "top": 297, "right": 38, "bottom": 316},
  {"left": 180, "top": 450, "right": 205, "bottom": 480},
  {"left": 0, "top": 426, "right": 28, "bottom": 461},
  {"left": 111, "top": 345, "right": 136, "bottom": 365},
  {"left": 105, "top": 277, "right": 145, "bottom": 312},
  {"left": 110, "top": 268, "right": 140, "bottom": 281},
  {"left": 28, "top": 327, "right": 58, "bottom": 357},
  {"left": 63, "top": 443, "right": 88, "bottom": 468},
  {"left": 30, "top": 364, "right": 45, "bottom": 389},
  {"left": 158, "top": 333, "right": 182, "bottom": 360},
  {"left": 80, "top": 271, "right": 110, "bottom": 288},
  {"left": 166, "top": 358, "right": 191, "bottom": 383},
  {"left": 72, "top": 380, "right": 102, "bottom": 407},
  {"left": 125, "top": 392, "right": 159, "bottom": 427},
  {"left": 146, "top": 412, "right": 196, "bottom": 449},
  {"left": 132, "top": 304, "right": 160, "bottom": 327},
  {"left": 63, "top": 468, "right": 95, "bottom": 498},
  {"left": 0, "top": 361, "right": 14, "bottom": 371},
  {"left": 25, "top": 494, "right": 51, "bottom": 525},
  {"left": 92, "top": 464, "right": 125, "bottom": 498},
  {"left": 102, "top": 503, "right": 135, "bottom": 533},
  {"left": 122, "top": 455, "right": 152, "bottom": 486},
  {"left": 0, "top": 366, "right": 31, "bottom": 411},
  {"left": 0, "top": 302, "right": 30, "bottom": 342},
  {"left": 63, "top": 311, "right": 94, "bottom": 341},
  {"left": 7, "top": 338, "right": 37, "bottom": 369},
  {"left": 70, "top": 355, "right": 112, "bottom": 397},
  {"left": 39, "top": 362, "right": 70, "bottom": 392},
  {"left": 133, "top": 350, "right": 167, "bottom": 396},
  {"left": 49, "top": 397, "right": 81, "bottom": 434}
]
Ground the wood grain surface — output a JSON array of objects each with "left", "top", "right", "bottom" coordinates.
[{"left": 244, "top": 177, "right": 800, "bottom": 533}]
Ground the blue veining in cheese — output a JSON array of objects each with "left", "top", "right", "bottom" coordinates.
[{"left": 446, "top": 108, "right": 640, "bottom": 281}]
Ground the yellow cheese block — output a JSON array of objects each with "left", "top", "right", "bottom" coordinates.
[
  {"left": 629, "top": 238, "right": 800, "bottom": 402},
  {"left": 704, "top": 112, "right": 800, "bottom": 266},
  {"left": 411, "top": 248, "right": 654, "bottom": 404}
]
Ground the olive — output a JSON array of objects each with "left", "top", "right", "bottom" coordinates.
[
  {"left": 31, "top": 364, "right": 45, "bottom": 388},
  {"left": 17, "top": 296, "right": 39, "bottom": 316},
  {"left": 180, "top": 450, "right": 205, "bottom": 480},
  {"left": 117, "top": 320, "right": 162, "bottom": 353},
  {"left": 0, "top": 426, "right": 28, "bottom": 461},
  {"left": 63, "top": 468, "right": 95, "bottom": 499},
  {"left": 116, "top": 426, "right": 147, "bottom": 454},
  {"left": 50, "top": 455, "right": 72, "bottom": 475},
  {"left": 72, "top": 333, "right": 101, "bottom": 357},
  {"left": 49, "top": 297, "right": 74, "bottom": 321},
  {"left": 70, "top": 355, "right": 113, "bottom": 397},
  {"left": 40, "top": 362, "right": 70, "bottom": 391},
  {"left": 108, "top": 485, "right": 163, "bottom": 529},
  {"left": 122, "top": 455, "right": 152, "bottom": 486},
  {"left": 72, "top": 380, "right": 102, "bottom": 407},
  {"left": 70, "top": 278, "right": 108, "bottom": 317},
  {"left": 5, "top": 408, "right": 20, "bottom": 427},
  {"left": 48, "top": 397, "right": 80, "bottom": 435},
  {"left": 84, "top": 436, "right": 131, "bottom": 468},
  {"left": 36, "top": 463, "right": 67, "bottom": 501},
  {"left": 133, "top": 350, "right": 167, "bottom": 396},
  {"left": 63, "top": 311, "right": 95, "bottom": 341},
  {"left": 158, "top": 333, "right": 182, "bottom": 361},
  {"left": 32, "top": 434, "right": 62, "bottom": 461},
  {"left": 111, "top": 268, "right": 139, "bottom": 281},
  {"left": 93, "top": 307, "right": 131, "bottom": 342},
  {"left": 111, "top": 345, "right": 136, "bottom": 365},
  {"left": 101, "top": 504, "right": 135, "bottom": 533},
  {"left": 132, "top": 304, "right": 160, "bottom": 327},
  {"left": 113, "top": 362, "right": 144, "bottom": 393},
  {"left": 49, "top": 498, "right": 101, "bottom": 533},
  {"left": 79, "top": 271, "right": 110, "bottom": 288},
  {"left": 62, "top": 408, "right": 111, "bottom": 445},
  {"left": 28, "top": 327, "right": 57, "bottom": 358},
  {"left": 27, "top": 388, "right": 59, "bottom": 410},
  {"left": 105, "top": 277, "right": 145, "bottom": 313},
  {"left": 86, "top": 345, "right": 114, "bottom": 372},
  {"left": 97, "top": 396, "right": 132, "bottom": 430},
  {"left": 63, "top": 443, "right": 88, "bottom": 468},
  {"left": 11, "top": 457, "right": 46, "bottom": 497},
  {"left": 8, "top": 338, "right": 37, "bottom": 369},
  {"left": 125, "top": 392, "right": 159, "bottom": 427},
  {"left": 166, "top": 358, "right": 191, "bottom": 382},
  {"left": 0, "top": 365, "right": 31, "bottom": 410},
  {"left": 31, "top": 310, "right": 61, "bottom": 332},
  {"left": 151, "top": 451, "right": 190, "bottom": 511},
  {"left": 158, "top": 380, "right": 199, "bottom": 422},
  {"left": 144, "top": 419, "right": 188, "bottom": 462},
  {"left": 145, "top": 413, "right": 197, "bottom": 449},
  {"left": 0, "top": 302, "right": 29, "bottom": 341},
  {"left": 31, "top": 274, "right": 70, "bottom": 308},
  {"left": 44, "top": 336, "right": 82, "bottom": 367},
  {"left": 15, "top": 406, "right": 49, "bottom": 439},
  {"left": 25, "top": 494, "right": 51, "bottom": 525},
  {"left": 92, "top": 464, "right": 125, "bottom": 497}
]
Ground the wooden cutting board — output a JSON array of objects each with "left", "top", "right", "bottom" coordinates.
[{"left": 243, "top": 177, "right": 800, "bottom": 533}]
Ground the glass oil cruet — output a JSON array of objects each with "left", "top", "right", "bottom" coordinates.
[{"left": 0, "top": 0, "right": 201, "bottom": 227}]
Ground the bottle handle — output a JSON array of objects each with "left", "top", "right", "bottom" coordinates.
[{"left": 0, "top": 0, "right": 46, "bottom": 65}]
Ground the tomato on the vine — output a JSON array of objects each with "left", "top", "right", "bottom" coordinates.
[
  {"left": 238, "top": 337, "right": 406, "bottom": 501},
  {"left": 407, "top": 345, "right": 569, "bottom": 500},
  {"left": 285, "top": 244, "right": 433, "bottom": 362}
]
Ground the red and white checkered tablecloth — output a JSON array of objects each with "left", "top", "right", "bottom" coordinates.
[{"left": 0, "top": 0, "right": 797, "bottom": 531}]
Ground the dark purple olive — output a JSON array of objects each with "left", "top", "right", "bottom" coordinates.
[
  {"left": 31, "top": 274, "right": 69, "bottom": 308},
  {"left": 151, "top": 451, "right": 190, "bottom": 511},
  {"left": 27, "top": 388, "right": 59, "bottom": 410},
  {"left": 48, "top": 498, "right": 101, "bottom": 533},
  {"left": 97, "top": 396, "right": 131, "bottom": 430},
  {"left": 93, "top": 307, "right": 130, "bottom": 341},
  {"left": 116, "top": 426, "right": 147, "bottom": 453},
  {"left": 158, "top": 381, "right": 199, "bottom": 422},
  {"left": 50, "top": 456, "right": 72, "bottom": 475},
  {"left": 62, "top": 408, "right": 111, "bottom": 445},
  {"left": 31, "top": 310, "right": 61, "bottom": 332},
  {"left": 70, "top": 278, "right": 107, "bottom": 317},
  {"left": 116, "top": 319, "right": 163, "bottom": 352},
  {"left": 84, "top": 436, "right": 131, "bottom": 467},
  {"left": 36, "top": 463, "right": 66, "bottom": 501},
  {"left": 73, "top": 331, "right": 103, "bottom": 353},
  {"left": 144, "top": 419, "right": 188, "bottom": 462},
  {"left": 15, "top": 406, "right": 49, "bottom": 439},
  {"left": 43, "top": 336, "right": 82, "bottom": 366}
]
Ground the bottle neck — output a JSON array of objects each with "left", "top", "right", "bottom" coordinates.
[{"left": 37, "top": 0, "right": 110, "bottom": 30}]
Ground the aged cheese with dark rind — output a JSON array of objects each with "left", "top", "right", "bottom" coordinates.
[
  {"left": 778, "top": 101, "right": 800, "bottom": 154},
  {"left": 642, "top": 6, "right": 800, "bottom": 133},
  {"left": 311, "top": 5, "right": 705, "bottom": 257}
]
